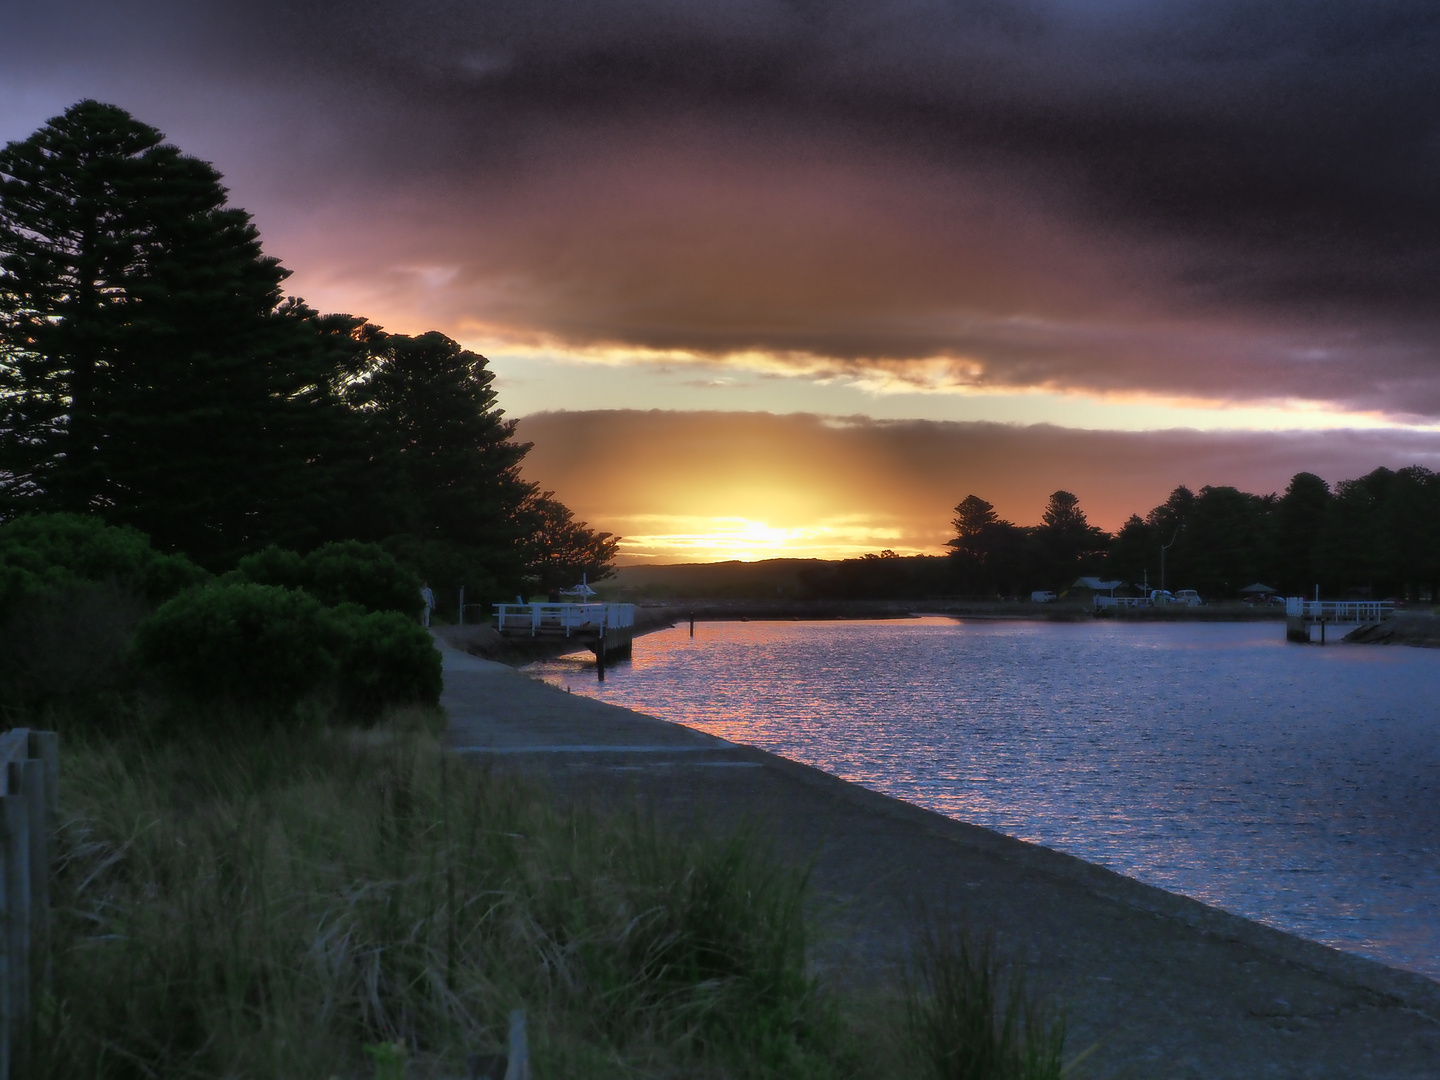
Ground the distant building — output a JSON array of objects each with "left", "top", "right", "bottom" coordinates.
[{"left": 1072, "top": 576, "right": 1123, "bottom": 597}]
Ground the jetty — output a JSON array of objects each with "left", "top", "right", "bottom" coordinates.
[
  {"left": 1285, "top": 597, "right": 1394, "bottom": 643},
  {"left": 492, "top": 600, "right": 637, "bottom": 664}
]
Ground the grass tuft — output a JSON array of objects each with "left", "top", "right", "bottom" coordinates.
[{"left": 902, "top": 920, "right": 1067, "bottom": 1080}]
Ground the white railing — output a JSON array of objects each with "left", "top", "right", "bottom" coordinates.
[
  {"left": 1284, "top": 598, "right": 1394, "bottom": 622},
  {"left": 493, "top": 602, "right": 635, "bottom": 637}
]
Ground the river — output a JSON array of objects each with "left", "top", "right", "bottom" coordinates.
[{"left": 525, "top": 617, "right": 1440, "bottom": 981}]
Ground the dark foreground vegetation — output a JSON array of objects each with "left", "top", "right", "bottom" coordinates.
[
  {"left": 0, "top": 515, "right": 1071, "bottom": 1079},
  {"left": 24, "top": 716, "right": 1072, "bottom": 1080},
  {"left": 39, "top": 720, "right": 838, "bottom": 1079}
]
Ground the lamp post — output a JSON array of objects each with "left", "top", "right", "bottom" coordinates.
[{"left": 1160, "top": 526, "right": 1183, "bottom": 594}]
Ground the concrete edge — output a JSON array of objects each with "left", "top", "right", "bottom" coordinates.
[
  {"left": 720, "top": 742, "right": 1440, "bottom": 1022},
  {"left": 434, "top": 629, "right": 1440, "bottom": 1022}
]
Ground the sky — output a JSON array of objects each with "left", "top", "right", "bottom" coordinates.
[{"left": 5, "top": 1, "right": 1440, "bottom": 560}]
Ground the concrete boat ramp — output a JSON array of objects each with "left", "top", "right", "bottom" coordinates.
[{"left": 437, "top": 638, "right": 1440, "bottom": 1078}]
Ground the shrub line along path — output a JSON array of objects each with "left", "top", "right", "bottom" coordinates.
[{"left": 435, "top": 636, "right": 1440, "bottom": 1078}]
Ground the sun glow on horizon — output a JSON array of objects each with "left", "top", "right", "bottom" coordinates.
[{"left": 611, "top": 515, "right": 926, "bottom": 564}]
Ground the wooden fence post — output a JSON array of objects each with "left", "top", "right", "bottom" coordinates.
[
  {"left": 1, "top": 782, "right": 31, "bottom": 1080},
  {"left": 0, "top": 729, "right": 58, "bottom": 1080}
]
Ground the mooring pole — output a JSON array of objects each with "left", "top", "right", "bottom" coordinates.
[{"left": 689, "top": 612, "right": 695, "bottom": 637}]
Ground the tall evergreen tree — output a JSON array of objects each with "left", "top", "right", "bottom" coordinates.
[
  {"left": 518, "top": 491, "right": 621, "bottom": 593},
  {"left": 0, "top": 101, "right": 333, "bottom": 565},
  {"left": 1106, "top": 513, "right": 1158, "bottom": 589},
  {"left": 1274, "top": 472, "right": 1331, "bottom": 595},
  {"left": 1034, "top": 490, "right": 1109, "bottom": 589},
  {"left": 341, "top": 329, "right": 535, "bottom": 579},
  {"left": 947, "top": 494, "right": 1024, "bottom": 595}
]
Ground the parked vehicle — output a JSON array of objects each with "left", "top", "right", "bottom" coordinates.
[
  {"left": 1031, "top": 590, "right": 1057, "bottom": 603},
  {"left": 1173, "top": 589, "right": 1203, "bottom": 606},
  {"left": 1148, "top": 589, "right": 1174, "bottom": 605}
]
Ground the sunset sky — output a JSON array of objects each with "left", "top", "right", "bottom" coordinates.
[{"left": 6, "top": 1, "right": 1440, "bottom": 560}]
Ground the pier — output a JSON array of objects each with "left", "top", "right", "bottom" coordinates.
[
  {"left": 493, "top": 601, "right": 638, "bottom": 665},
  {"left": 1285, "top": 597, "right": 1394, "bottom": 643}
]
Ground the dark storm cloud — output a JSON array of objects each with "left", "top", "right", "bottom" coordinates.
[{"left": 7, "top": 1, "right": 1440, "bottom": 414}]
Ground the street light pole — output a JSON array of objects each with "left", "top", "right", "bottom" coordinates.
[{"left": 1160, "top": 526, "right": 1182, "bottom": 594}]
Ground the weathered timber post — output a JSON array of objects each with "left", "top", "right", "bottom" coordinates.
[
  {"left": 0, "top": 729, "right": 58, "bottom": 1080},
  {"left": 1, "top": 776, "right": 30, "bottom": 1080},
  {"left": 504, "top": 1010, "right": 529, "bottom": 1080}
]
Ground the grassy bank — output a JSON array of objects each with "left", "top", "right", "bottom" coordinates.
[{"left": 28, "top": 712, "right": 1070, "bottom": 1080}]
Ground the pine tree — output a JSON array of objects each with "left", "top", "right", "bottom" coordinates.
[
  {"left": 342, "top": 329, "right": 536, "bottom": 578},
  {"left": 0, "top": 101, "right": 333, "bottom": 565}
]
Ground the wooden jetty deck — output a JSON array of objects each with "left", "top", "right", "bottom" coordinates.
[{"left": 493, "top": 601, "right": 638, "bottom": 664}]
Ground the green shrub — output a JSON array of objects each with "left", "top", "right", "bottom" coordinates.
[
  {"left": 133, "top": 583, "right": 337, "bottom": 713},
  {"left": 134, "top": 583, "right": 442, "bottom": 720},
  {"left": 234, "top": 540, "right": 422, "bottom": 616},
  {"left": 0, "top": 512, "right": 206, "bottom": 617},
  {"left": 329, "top": 605, "right": 443, "bottom": 718}
]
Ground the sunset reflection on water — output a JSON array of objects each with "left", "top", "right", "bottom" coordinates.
[{"left": 526, "top": 618, "right": 1440, "bottom": 980}]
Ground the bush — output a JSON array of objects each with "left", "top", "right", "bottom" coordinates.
[
  {"left": 234, "top": 540, "right": 422, "bottom": 616},
  {"left": 0, "top": 581, "right": 150, "bottom": 721},
  {"left": 330, "top": 605, "right": 443, "bottom": 718},
  {"left": 134, "top": 583, "right": 442, "bottom": 720},
  {"left": 133, "top": 583, "right": 338, "bottom": 713},
  {"left": 0, "top": 512, "right": 206, "bottom": 617}
]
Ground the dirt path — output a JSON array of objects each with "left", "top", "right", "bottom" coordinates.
[{"left": 436, "top": 637, "right": 1440, "bottom": 1078}]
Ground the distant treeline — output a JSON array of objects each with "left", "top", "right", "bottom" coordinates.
[
  {"left": 809, "top": 469, "right": 1439, "bottom": 602},
  {"left": 0, "top": 101, "right": 617, "bottom": 603}
]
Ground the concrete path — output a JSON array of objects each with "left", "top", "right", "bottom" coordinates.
[{"left": 435, "top": 637, "right": 1440, "bottom": 1079}]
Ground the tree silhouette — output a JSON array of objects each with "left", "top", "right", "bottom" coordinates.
[
  {"left": 0, "top": 101, "right": 331, "bottom": 565},
  {"left": 1274, "top": 473, "right": 1331, "bottom": 595},
  {"left": 1034, "top": 490, "right": 1108, "bottom": 589},
  {"left": 518, "top": 491, "right": 620, "bottom": 593},
  {"left": 947, "top": 494, "right": 1024, "bottom": 595}
]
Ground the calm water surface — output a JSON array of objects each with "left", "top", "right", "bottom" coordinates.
[{"left": 526, "top": 618, "right": 1440, "bottom": 980}]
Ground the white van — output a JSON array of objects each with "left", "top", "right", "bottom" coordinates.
[
  {"left": 1173, "top": 589, "right": 1203, "bottom": 606},
  {"left": 1031, "top": 590, "right": 1057, "bottom": 603}
]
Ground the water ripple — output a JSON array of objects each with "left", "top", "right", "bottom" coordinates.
[{"left": 526, "top": 618, "right": 1440, "bottom": 980}]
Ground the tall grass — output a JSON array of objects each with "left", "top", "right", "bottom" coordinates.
[
  {"left": 903, "top": 922, "right": 1067, "bottom": 1080},
  {"left": 32, "top": 717, "right": 851, "bottom": 1079}
]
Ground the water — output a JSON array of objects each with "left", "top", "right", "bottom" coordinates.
[{"left": 525, "top": 618, "right": 1440, "bottom": 980}]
